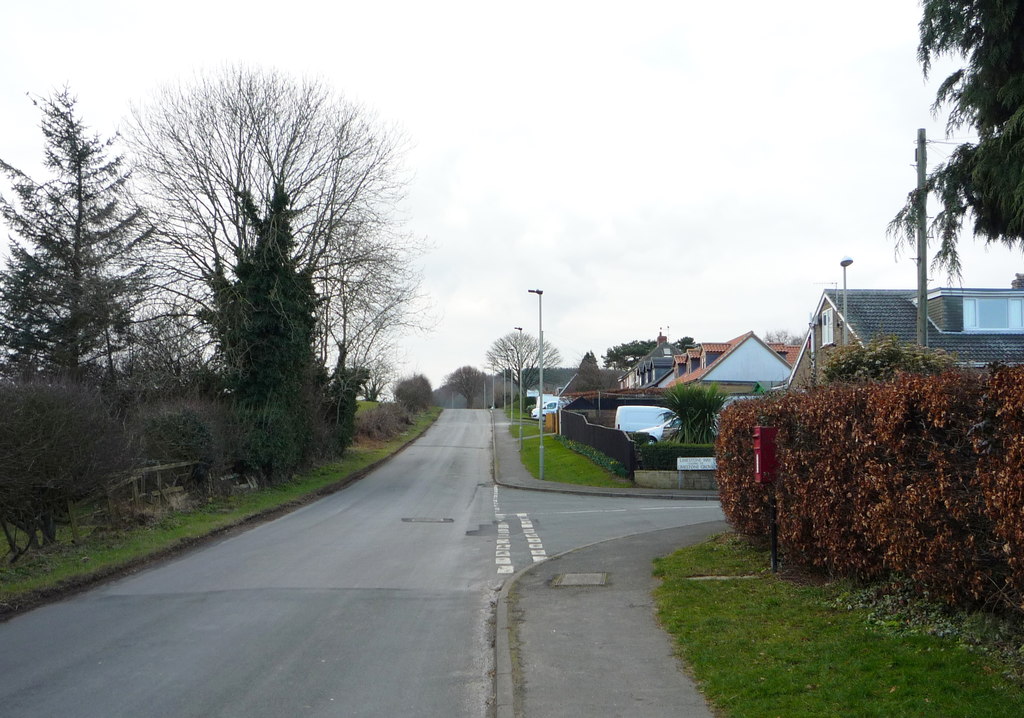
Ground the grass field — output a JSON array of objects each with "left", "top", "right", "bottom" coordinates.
[
  {"left": 654, "top": 533, "right": 1024, "bottom": 718},
  {"left": 511, "top": 420, "right": 631, "bottom": 488}
]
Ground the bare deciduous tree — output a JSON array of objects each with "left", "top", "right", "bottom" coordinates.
[
  {"left": 485, "top": 331, "right": 562, "bottom": 390},
  {"left": 126, "top": 65, "right": 424, "bottom": 374},
  {"left": 763, "top": 329, "right": 803, "bottom": 345},
  {"left": 444, "top": 365, "right": 487, "bottom": 408}
]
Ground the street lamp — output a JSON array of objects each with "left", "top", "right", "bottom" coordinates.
[
  {"left": 840, "top": 257, "right": 853, "bottom": 345},
  {"left": 528, "top": 289, "right": 544, "bottom": 481},
  {"left": 515, "top": 326, "right": 524, "bottom": 451}
]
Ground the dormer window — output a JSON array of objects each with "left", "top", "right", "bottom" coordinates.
[{"left": 964, "top": 297, "right": 1024, "bottom": 331}]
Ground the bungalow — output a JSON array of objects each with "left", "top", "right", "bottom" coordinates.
[
  {"left": 618, "top": 332, "right": 678, "bottom": 389},
  {"left": 789, "top": 278, "right": 1024, "bottom": 387},
  {"left": 666, "top": 331, "right": 798, "bottom": 394}
]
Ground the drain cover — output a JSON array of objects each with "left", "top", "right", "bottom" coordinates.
[
  {"left": 401, "top": 517, "right": 454, "bottom": 523},
  {"left": 552, "top": 572, "right": 608, "bottom": 587}
]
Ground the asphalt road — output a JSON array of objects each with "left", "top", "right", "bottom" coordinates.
[{"left": 0, "top": 409, "right": 723, "bottom": 717}]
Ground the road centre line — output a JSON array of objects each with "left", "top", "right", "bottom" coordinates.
[{"left": 525, "top": 505, "right": 718, "bottom": 517}]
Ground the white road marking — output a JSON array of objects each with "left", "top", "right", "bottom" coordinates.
[
  {"left": 526, "top": 505, "right": 718, "bottom": 517},
  {"left": 493, "top": 487, "right": 549, "bottom": 574}
]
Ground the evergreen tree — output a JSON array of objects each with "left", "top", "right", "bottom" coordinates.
[
  {"left": 209, "top": 186, "right": 318, "bottom": 481},
  {"left": 574, "top": 350, "right": 619, "bottom": 391},
  {"left": 0, "top": 89, "right": 152, "bottom": 380},
  {"left": 602, "top": 337, "right": 695, "bottom": 370},
  {"left": 892, "top": 1, "right": 1024, "bottom": 274}
]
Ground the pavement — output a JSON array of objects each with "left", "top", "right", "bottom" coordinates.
[{"left": 490, "top": 410, "right": 728, "bottom": 718}]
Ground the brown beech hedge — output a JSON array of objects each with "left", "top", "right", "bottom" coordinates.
[{"left": 716, "top": 366, "right": 1024, "bottom": 613}]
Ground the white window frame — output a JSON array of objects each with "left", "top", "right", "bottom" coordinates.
[
  {"left": 963, "top": 297, "right": 1024, "bottom": 331},
  {"left": 821, "top": 307, "right": 835, "bottom": 345}
]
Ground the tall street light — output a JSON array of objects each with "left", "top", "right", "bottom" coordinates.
[
  {"left": 528, "top": 289, "right": 544, "bottom": 480},
  {"left": 840, "top": 257, "right": 853, "bottom": 345},
  {"left": 515, "top": 326, "right": 524, "bottom": 451}
]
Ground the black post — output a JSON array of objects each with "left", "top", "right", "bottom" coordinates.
[{"left": 769, "top": 491, "right": 779, "bottom": 573}]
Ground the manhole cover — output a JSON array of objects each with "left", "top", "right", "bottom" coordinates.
[
  {"left": 552, "top": 572, "right": 608, "bottom": 587},
  {"left": 401, "top": 517, "right": 454, "bottom": 523}
]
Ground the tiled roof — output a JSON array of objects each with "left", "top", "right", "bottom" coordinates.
[
  {"left": 824, "top": 288, "right": 1024, "bottom": 364},
  {"left": 767, "top": 343, "right": 802, "bottom": 365},
  {"left": 672, "top": 364, "right": 712, "bottom": 384}
]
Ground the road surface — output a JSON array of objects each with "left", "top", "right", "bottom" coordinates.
[{"left": 0, "top": 409, "right": 723, "bottom": 717}]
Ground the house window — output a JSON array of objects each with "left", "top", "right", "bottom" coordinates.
[
  {"left": 964, "top": 297, "right": 1024, "bottom": 331},
  {"left": 821, "top": 308, "right": 835, "bottom": 345}
]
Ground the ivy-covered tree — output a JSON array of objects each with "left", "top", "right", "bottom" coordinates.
[
  {"left": 208, "top": 186, "right": 318, "bottom": 481},
  {"left": 0, "top": 89, "right": 152, "bottom": 381},
  {"left": 892, "top": 1, "right": 1024, "bottom": 275}
]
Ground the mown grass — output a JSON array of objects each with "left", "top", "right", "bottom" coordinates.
[
  {"left": 511, "top": 421, "right": 629, "bottom": 488},
  {"left": 653, "top": 533, "right": 1024, "bottom": 718},
  {"left": 0, "top": 407, "right": 441, "bottom": 611}
]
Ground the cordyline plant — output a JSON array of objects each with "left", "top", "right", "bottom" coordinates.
[{"left": 662, "top": 382, "right": 727, "bottom": 444}]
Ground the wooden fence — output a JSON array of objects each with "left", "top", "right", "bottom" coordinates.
[{"left": 560, "top": 410, "right": 637, "bottom": 476}]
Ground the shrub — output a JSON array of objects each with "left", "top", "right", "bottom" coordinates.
[
  {"left": 135, "top": 399, "right": 233, "bottom": 485},
  {"left": 355, "top": 402, "right": 413, "bottom": 442},
  {"left": 822, "top": 334, "right": 956, "bottom": 383},
  {"left": 0, "top": 379, "right": 134, "bottom": 561},
  {"left": 637, "top": 442, "right": 715, "bottom": 470},
  {"left": 393, "top": 374, "right": 433, "bottom": 412},
  {"left": 663, "top": 382, "right": 727, "bottom": 444}
]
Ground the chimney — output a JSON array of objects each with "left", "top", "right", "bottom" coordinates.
[
  {"left": 657, "top": 329, "right": 667, "bottom": 344},
  {"left": 1013, "top": 274, "right": 1024, "bottom": 289}
]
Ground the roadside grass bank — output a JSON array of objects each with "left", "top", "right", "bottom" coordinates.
[
  {"left": 0, "top": 407, "right": 441, "bottom": 619},
  {"left": 510, "top": 421, "right": 630, "bottom": 489},
  {"left": 654, "top": 533, "right": 1024, "bottom": 718}
]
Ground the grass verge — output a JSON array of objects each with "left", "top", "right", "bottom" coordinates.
[
  {"left": 653, "top": 533, "right": 1024, "bottom": 718},
  {"left": 510, "top": 421, "right": 630, "bottom": 488},
  {"left": 0, "top": 407, "right": 441, "bottom": 618}
]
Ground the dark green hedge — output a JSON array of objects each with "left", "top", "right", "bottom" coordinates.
[
  {"left": 555, "top": 436, "right": 629, "bottom": 478},
  {"left": 637, "top": 442, "right": 715, "bottom": 470}
]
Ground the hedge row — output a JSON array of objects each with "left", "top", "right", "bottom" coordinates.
[
  {"left": 637, "top": 442, "right": 715, "bottom": 470},
  {"left": 716, "top": 367, "right": 1024, "bottom": 613}
]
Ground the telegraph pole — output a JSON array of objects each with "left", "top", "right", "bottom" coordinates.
[{"left": 916, "top": 128, "right": 928, "bottom": 347}]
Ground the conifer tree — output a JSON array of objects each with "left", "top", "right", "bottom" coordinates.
[
  {"left": 0, "top": 89, "right": 151, "bottom": 380},
  {"left": 892, "top": 1, "right": 1024, "bottom": 274}
]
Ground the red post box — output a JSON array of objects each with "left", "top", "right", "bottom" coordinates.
[{"left": 753, "top": 426, "right": 778, "bottom": 484}]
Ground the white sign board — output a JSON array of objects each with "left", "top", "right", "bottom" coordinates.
[{"left": 677, "top": 457, "right": 717, "bottom": 471}]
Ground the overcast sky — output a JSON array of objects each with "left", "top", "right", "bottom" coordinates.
[{"left": 2, "top": 1, "right": 1020, "bottom": 389}]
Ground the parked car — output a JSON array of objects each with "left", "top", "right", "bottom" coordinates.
[
  {"left": 530, "top": 398, "right": 562, "bottom": 419},
  {"left": 614, "top": 405, "right": 672, "bottom": 432}
]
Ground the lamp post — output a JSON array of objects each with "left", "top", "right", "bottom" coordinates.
[
  {"left": 840, "top": 257, "right": 853, "bottom": 345},
  {"left": 515, "top": 326, "right": 524, "bottom": 451},
  {"left": 528, "top": 289, "right": 544, "bottom": 480}
]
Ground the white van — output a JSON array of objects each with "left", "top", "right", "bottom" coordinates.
[{"left": 614, "top": 405, "right": 672, "bottom": 433}]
